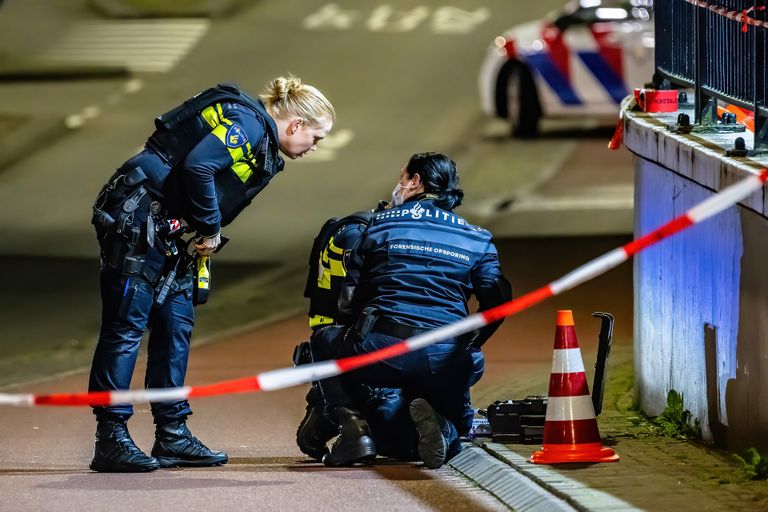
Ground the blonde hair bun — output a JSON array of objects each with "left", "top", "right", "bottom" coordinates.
[
  {"left": 268, "top": 76, "right": 303, "bottom": 102},
  {"left": 260, "top": 74, "right": 335, "bottom": 126}
]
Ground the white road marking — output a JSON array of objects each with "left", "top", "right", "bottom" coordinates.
[
  {"left": 302, "top": 3, "right": 360, "bottom": 30},
  {"left": 65, "top": 78, "right": 146, "bottom": 130},
  {"left": 431, "top": 7, "right": 490, "bottom": 34},
  {"left": 366, "top": 5, "right": 431, "bottom": 32},
  {"left": 38, "top": 20, "right": 209, "bottom": 73},
  {"left": 303, "top": 4, "right": 489, "bottom": 34}
]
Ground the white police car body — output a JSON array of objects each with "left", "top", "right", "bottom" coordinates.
[{"left": 479, "top": 0, "right": 654, "bottom": 137}]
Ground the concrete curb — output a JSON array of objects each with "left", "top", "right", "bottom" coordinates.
[
  {"left": 449, "top": 443, "right": 576, "bottom": 511},
  {"left": 87, "top": 0, "right": 240, "bottom": 18},
  {"left": 475, "top": 442, "right": 642, "bottom": 512}
]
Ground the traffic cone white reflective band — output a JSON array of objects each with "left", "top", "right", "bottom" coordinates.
[
  {"left": 545, "top": 396, "right": 596, "bottom": 422},
  {"left": 0, "top": 169, "right": 766, "bottom": 407},
  {"left": 552, "top": 348, "right": 586, "bottom": 374},
  {"left": 531, "top": 310, "right": 618, "bottom": 463}
]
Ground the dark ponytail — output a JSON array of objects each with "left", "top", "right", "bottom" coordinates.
[{"left": 405, "top": 152, "right": 464, "bottom": 211}]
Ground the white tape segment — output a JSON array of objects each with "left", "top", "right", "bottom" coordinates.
[
  {"left": 258, "top": 361, "right": 340, "bottom": 392},
  {"left": 0, "top": 394, "right": 34, "bottom": 406},
  {"left": 687, "top": 173, "right": 765, "bottom": 223},
  {"left": 110, "top": 387, "right": 191, "bottom": 405},
  {"left": 404, "top": 315, "right": 488, "bottom": 353},
  {"left": 550, "top": 248, "right": 628, "bottom": 295}
]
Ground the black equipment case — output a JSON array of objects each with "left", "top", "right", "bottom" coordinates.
[{"left": 486, "top": 395, "right": 547, "bottom": 444}]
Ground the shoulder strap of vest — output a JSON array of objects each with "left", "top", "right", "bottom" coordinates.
[
  {"left": 154, "top": 83, "right": 262, "bottom": 131},
  {"left": 303, "top": 210, "right": 375, "bottom": 299}
]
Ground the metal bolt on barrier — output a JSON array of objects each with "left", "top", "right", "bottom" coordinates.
[{"left": 727, "top": 137, "right": 749, "bottom": 157}]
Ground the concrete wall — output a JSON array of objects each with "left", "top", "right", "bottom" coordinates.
[
  {"left": 625, "top": 103, "right": 768, "bottom": 452},
  {"left": 726, "top": 208, "right": 768, "bottom": 452}
]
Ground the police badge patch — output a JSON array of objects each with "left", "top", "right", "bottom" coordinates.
[{"left": 226, "top": 124, "right": 248, "bottom": 148}]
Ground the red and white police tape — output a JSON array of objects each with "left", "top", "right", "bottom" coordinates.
[
  {"left": 684, "top": 0, "right": 768, "bottom": 32},
  {"left": 2, "top": 169, "right": 767, "bottom": 408}
]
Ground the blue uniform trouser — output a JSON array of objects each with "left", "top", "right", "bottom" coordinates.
[
  {"left": 88, "top": 268, "right": 194, "bottom": 425},
  {"left": 366, "top": 346, "right": 485, "bottom": 460},
  {"left": 312, "top": 328, "right": 475, "bottom": 460}
]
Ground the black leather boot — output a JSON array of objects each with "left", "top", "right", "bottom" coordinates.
[
  {"left": 90, "top": 420, "right": 160, "bottom": 473},
  {"left": 322, "top": 407, "right": 376, "bottom": 467},
  {"left": 151, "top": 420, "right": 228, "bottom": 468},
  {"left": 409, "top": 398, "right": 449, "bottom": 469},
  {"left": 296, "top": 386, "right": 338, "bottom": 461}
]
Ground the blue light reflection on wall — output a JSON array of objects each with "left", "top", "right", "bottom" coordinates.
[{"left": 634, "top": 160, "right": 742, "bottom": 439}]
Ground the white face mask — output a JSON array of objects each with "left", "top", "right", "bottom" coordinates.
[{"left": 391, "top": 181, "right": 413, "bottom": 207}]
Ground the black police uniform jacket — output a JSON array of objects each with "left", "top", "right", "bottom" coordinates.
[
  {"left": 341, "top": 197, "right": 511, "bottom": 347},
  {"left": 122, "top": 84, "right": 285, "bottom": 237}
]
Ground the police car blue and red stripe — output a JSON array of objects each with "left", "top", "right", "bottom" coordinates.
[{"left": 478, "top": 0, "right": 654, "bottom": 137}]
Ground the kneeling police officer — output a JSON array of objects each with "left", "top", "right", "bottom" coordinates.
[
  {"left": 312, "top": 153, "right": 511, "bottom": 468},
  {"left": 89, "top": 76, "right": 335, "bottom": 473},
  {"left": 296, "top": 199, "right": 415, "bottom": 461},
  {"left": 297, "top": 200, "right": 488, "bottom": 462}
]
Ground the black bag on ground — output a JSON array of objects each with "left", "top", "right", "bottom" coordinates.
[{"left": 486, "top": 395, "right": 547, "bottom": 444}]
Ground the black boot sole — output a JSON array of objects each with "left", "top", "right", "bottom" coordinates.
[
  {"left": 409, "top": 399, "right": 448, "bottom": 469},
  {"left": 322, "top": 451, "right": 376, "bottom": 467},
  {"left": 298, "top": 445, "right": 330, "bottom": 462},
  {"left": 322, "top": 436, "right": 377, "bottom": 467},
  {"left": 90, "top": 460, "right": 159, "bottom": 473},
  {"left": 154, "top": 455, "right": 229, "bottom": 468}
]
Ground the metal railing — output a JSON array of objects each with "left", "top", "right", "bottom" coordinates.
[{"left": 655, "top": 0, "right": 768, "bottom": 150}]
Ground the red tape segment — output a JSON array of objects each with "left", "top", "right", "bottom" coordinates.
[
  {"left": 623, "top": 216, "right": 694, "bottom": 256},
  {"left": 188, "top": 376, "right": 261, "bottom": 398},
  {"left": 336, "top": 342, "right": 410, "bottom": 373},
  {"left": 35, "top": 391, "right": 112, "bottom": 407},
  {"left": 1, "top": 168, "right": 766, "bottom": 408}
]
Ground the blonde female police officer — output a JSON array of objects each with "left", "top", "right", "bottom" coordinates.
[{"left": 89, "top": 77, "right": 334, "bottom": 473}]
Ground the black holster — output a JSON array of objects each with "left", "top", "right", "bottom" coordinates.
[
  {"left": 352, "top": 307, "right": 378, "bottom": 338},
  {"left": 293, "top": 341, "right": 312, "bottom": 367},
  {"left": 93, "top": 167, "right": 164, "bottom": 286}
]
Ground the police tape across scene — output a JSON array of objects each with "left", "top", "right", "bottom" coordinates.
[
  {"left": 685, "top": 0, "right": 768, "bottom": 32},
  {"left": 1, "top": 168, "right": 767, "bottom": 407}
]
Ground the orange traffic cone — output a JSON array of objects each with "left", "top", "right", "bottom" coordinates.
[{"left": 530, "top": 310, "right": 619, "bottom": 464}]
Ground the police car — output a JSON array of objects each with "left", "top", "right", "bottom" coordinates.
[{"left": 479, "top": 0, "right": 654, "bottom": 137}]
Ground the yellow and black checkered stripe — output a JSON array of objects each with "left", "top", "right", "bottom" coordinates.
[{"left": 309, "top": 235, "right": 347, "bottom": 328}]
